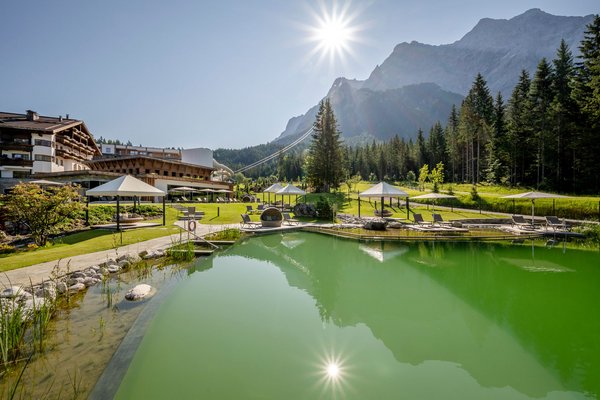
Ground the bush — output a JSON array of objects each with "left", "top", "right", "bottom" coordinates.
[
  {"left": 572, "top": 224, "right": 600, "bottom": 245},
  {"left": 0, "top": 243, "right": 15, "bottom": 254},
  {"left": 315, "top": 196, "right": 334, "bottom": 220}
]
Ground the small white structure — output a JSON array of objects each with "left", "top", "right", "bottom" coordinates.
[
  {"left": 86, "top": 175, "right": 166, "bottom": 229},
  {"left": 359, "top": 182, "right": 409, "bottom": 217}
]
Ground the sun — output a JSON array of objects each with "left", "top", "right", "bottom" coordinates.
[
  {"left": 314, "top": 16, "right": 352, "bottom": 54},
  {"left": 302, "top": 1, "right": 365, "bottom": 66}
]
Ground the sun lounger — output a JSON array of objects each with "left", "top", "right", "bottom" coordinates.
[
  {"left": 413, "top": 213, "right": 432, "bottom": 226},
  {"left": 283, "top": 213, "right": 299, "bottom": 225},
  {"left": 545, "top": 216, "right": 569, "bottom": 231},
  {"left": 246, "top": 205, "right": 256, "bottom": 215},
  {"left": 240, "top": 214, "right": 260, "bottom": 229},
  {"left": 432, "top": 213, "right": 452, "bottom": 227},
  {"left": 512, "top": 215, "right": 535, "bottom": 230}
]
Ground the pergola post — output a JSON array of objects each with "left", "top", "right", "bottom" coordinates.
[
  {"left": 116, "top": 195, "right": 121, "bottom": 231},
  {"left": 85, "top": 196, "right": 89, "bottom": 226}
]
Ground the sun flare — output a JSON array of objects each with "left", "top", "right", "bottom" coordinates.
[
  {"left": 315, "top": 17, "right": 351, "bottom": 53},
  {"left": 303, "top": 1, "right": 365, "bottom": 66}
]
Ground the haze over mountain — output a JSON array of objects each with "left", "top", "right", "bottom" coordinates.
[{"left": 276, "top": 8, "right": 594, "bottom": 144}]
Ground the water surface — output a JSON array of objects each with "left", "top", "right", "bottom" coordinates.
[{"left": 116, "top": 233, "right": 600, "bottom": 399}]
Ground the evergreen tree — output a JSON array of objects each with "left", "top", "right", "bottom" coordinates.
[
  {"left": 459, "top": 73, "right": 494, "bottom": 184},
  {"left": 415, "top": 129, "right": 427, "bottom": 167},
  {"left": 572, "top": 15, "right": 600, "bottom": 192},
  {"left": 528, "top": 58, "right": 555, "bottom": 188},
  {"left": 485, "top": 92, "right": 509, "bottom": 183},
  {"left": 507, "top": 70, "right": 533, "bottom": 186},
  {"left": 306, "top": 99, "right": 345, "bottom": 192},
  {"left": 445, "top": 105, "right": 460, "bottom": 182},
  {"left": 427, "top": 121, "right": 447, "bottom": 167},
  {"left": 550, "top": 39, "right": 577, "bottom": 190}
]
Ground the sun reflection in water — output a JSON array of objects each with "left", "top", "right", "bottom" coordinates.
[
  {"left": 315, "top": 352, "right": 353, "bottom": 399},
  {"left": 326, "top": 362, "right": 341, "bottom": 379}
]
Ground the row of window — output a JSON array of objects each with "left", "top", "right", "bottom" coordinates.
[
  {"left": 106, "top": 168, "right": 208, "bottom": 180},
  {"left": 34, "top": 139, "right": 53, "bottom": 147}
]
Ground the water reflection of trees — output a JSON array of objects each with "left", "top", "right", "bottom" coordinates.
[{"left": 227, "top": 233, "right": 600, "bottom": 398}]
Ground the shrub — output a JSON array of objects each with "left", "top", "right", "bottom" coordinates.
[
  {"left": 315, "top": 196, "right": 333, "bottom": 220},
  {"left": 0, "top": 243, "right": 15, "bottom": 254}
]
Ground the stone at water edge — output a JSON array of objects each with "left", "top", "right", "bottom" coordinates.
[
  {"left": 0, "top": 286, "right": 26, "bottom": 299},
  {"left": 67, "top": 283, "right": 86, "bottom": 293},
  {"left": 56, "top": 282, "right": 68, "bottom": 294},
  {"left": 363, "top": 219, "right": 388, "bottom": 231},
  {"left": 125, "top": 284, "right": 154, "bottom": 301},
  {"left": 107, "top": 265, "right": 121, "bottom": 273}
]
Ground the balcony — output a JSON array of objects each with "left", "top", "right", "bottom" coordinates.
[
  {"left": 0, "top": 158, "right": 34, "bottom": 167},
  {"left": 0, "top": 142, "right": 33, "bottom": 152}
]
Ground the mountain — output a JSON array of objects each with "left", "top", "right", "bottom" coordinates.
[{"left": 277, "top": 9, "right": 594, "bottom": 142}]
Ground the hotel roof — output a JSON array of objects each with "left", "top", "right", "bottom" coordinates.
[{"left": 0, "top": 111, "right": 83, "bottom": 134}]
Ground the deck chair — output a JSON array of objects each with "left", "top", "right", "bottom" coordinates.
[
  {"left": 545, "top": 216, "right": 568, "bottom": 231},
  {"left": 283, "top": 212, "right": 299, "bottom": 225},
  {"left": 246, "top": 205, "right": 255, "bottom": 215},
  {"left": 257, "top": 204, "right": 265, "bottom": 213},
  {"left": 240, "top": 214, "right": 260, "bottom": 229},
  {"left": 512, "top": 215, "right": 535, "bottom": 230},
  {"left": 413, "top": 213, "right": 432, "bottom": 226},
  {"left": 432, "top": 213, "right": 452, "bottom": 227}
]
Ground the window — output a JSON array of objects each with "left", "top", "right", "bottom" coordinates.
[
  {"left": 34, "top": 139, "right": 52, "bottom": 147},
  {"left": 35, "top": 154, "right": 53, "bottom": 162},
  {"left": 13, "top": 154, "right": 30, "bottom": 160}
]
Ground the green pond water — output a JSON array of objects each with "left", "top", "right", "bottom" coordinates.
[{"left": 114, "top": 233, "right": 600, "bottom": 399}]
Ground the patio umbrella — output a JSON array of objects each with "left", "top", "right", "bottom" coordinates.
[
  {"left": 200, "top": 188, "right": 216, "bottom": 202},
  {"left": 501, "top": 191, "right": 570, "bottom": 224},
  {"left": 275, "top": 184, "right": 306, "bottom": 210},
  {"left": 215, "top": 189, "right": 232, "bottom": 201},
  {"left": 410, "top": 192, "right": 457, "bottom": 212},
  {"left": 359, "top": 182, "right": 409, "bottom": 218},
  {"left": 264, "top": 183, "right": 283, "bottom": 205},
  {"left": 169, "top": 186, "right": 198, "bottom": 201}
]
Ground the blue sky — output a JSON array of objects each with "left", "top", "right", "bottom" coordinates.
[{"left": 1, "top": 0, "right": 597, "bottom": 150}]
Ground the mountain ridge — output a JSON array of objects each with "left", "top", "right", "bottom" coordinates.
[{"left": 275, "top": 8, "right": 594, "bottom": 143}]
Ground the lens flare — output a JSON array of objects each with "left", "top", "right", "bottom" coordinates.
[
  {"left": 326, "top": 362, "right": 341, "bottom": 379},
  {"left": 299, "top": 1, "right": 368, "bottom": 69}
]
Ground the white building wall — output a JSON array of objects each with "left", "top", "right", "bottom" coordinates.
[
  {"left": 181, "top": 148, "right": 213, "bottom": 168},
  {"left": 31, "top": 133, "right": 58, "bottom": 173},
  {"left": 101, "top": 144, "right": 115, "bottom": 155}
]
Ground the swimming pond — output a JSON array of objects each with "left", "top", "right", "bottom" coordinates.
[{"left": 110, "top": 232, "right": 600, "bottom": 399}]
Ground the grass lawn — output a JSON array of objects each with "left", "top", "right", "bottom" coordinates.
[{"left": 0, "top": 207, "right": 181, "bottom": 271}]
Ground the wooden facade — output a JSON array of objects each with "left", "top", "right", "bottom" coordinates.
[{"left": 86, "top": 156, "right": 212, "bottom": 180}]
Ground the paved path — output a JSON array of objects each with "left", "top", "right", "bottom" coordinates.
[{"left": 1, "top": 223, "right": 238, "bottom": 288}]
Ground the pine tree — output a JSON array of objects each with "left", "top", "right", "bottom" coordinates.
[
  {"left": 415, "top": 129, "right": 427, "bottom": 167},
  {"left": 459, "top": 74, "right": 494, "bottom": 184},
  {"left": 485, "top": 92, "right": 508, "bottom": 183},
  {"left": 528, "top": 58, "right": 555, "bottom": 188},
  {"left": 445, "top": 105, "right": 460, "bottom": 182},
  {"left": 306, "top": 99, "right": 345, "bottom": 192},
  {"left": 427, "top": 121, "right": 447, "bottom": 166},
  {"left": 550, "top": 39, "right": 577, "bottom": 191},
  {"left": 507, "top": 70, "right": 533, "bottom": 186},
  {"left": 572, "top": 15, "right": 600, "bottom": 192}
]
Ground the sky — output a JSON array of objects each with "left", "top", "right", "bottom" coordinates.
[{"left": 1, "top": 0, "right": 597, "bottom": 150}]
